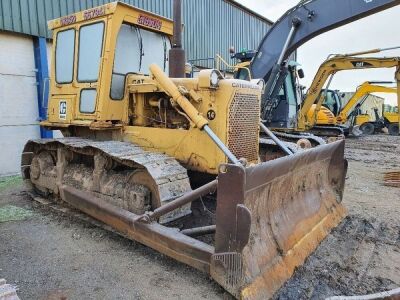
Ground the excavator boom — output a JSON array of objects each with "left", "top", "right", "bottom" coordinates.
[
  {"left": 248, "top": 0, "right": 400, "bottom": 122},
  {"left": 252, "top": 0, "right": 400, "bottom": 79}
]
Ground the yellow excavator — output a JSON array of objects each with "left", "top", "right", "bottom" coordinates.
[
  {"left": 310, "top": 81, "right": 400, "bottom": 135},
  {"left": 340, "top": 82, "right": 400, "bottom": 135},
  {"left": 20, "top": 2, "right": 348, "bottom": 299},
  {"left": 19, "top": 0, "right": 400, "bottom": 299},
  {"left": 304, "top": 50, "right": 400, "bottom": 136}
]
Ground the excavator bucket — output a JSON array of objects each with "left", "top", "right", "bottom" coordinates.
[
  {"left": 211, "top": 140, "right": 347, "bottom": 299},
  {"left": 351, "top": 125, "right": 363, "bottom": 137}
]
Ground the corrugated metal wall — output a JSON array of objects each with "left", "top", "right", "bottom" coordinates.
[{"left": 0, "top": 0, "right": 270, "bottom": 66}]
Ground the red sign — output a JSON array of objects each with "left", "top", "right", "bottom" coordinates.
[
  {"left": 60, "top": 15, "right": 76, "bottom": 26},
  {"left": 83, "top": 7, "right": 106, "bottom": 20},
  {"left": 137, "top": 14, "right": 162, "bottom": 30}
]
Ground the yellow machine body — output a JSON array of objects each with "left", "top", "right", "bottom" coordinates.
[
  {"left": 355, "top": 114, "right": 371, "bottom": 126},
  {"left": 307, "top": 104, "right": 336, "bottom": 125},
  {"left": 336, "top": 82, "right": 398, "bottom": 124},
  {"left": 384, "top": 111, "right": 400, "bottom": 123},
  {"left": 43, "top": 2, "right": 261, "bottom": 174}
]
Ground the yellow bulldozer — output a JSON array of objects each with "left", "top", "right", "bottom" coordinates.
[
  {"left": 19, "top": 2, "right": 348, "bottom": 299},
  {"left": 19, "top": 0, "right": 400, "bottom": 297},
  {"left": 18, "top": 0, "right": 400, "bottom": 297}
]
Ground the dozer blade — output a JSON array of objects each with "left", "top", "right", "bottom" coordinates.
[{"left": 211, "top": 140, "right": 347, "bottom": 299}]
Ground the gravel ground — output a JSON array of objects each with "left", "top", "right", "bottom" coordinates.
[{"left": 0, "top": 134, "right": 399, "bottom": 300}]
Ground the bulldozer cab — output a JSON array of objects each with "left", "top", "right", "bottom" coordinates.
[{"left": 46, "top": 2, "right": 172, "bottom": 126}]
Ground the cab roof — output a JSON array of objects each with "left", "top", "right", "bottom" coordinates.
[{"left": 48, "top": 1, "right": 173, "bottom": 35}]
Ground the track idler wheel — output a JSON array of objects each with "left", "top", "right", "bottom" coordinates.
[
  {"left": 388, "top": 123, "right": 399, "bottom": 136},
  {"left": 297, "top": 138, "right": 312, "bottom": 149},
  {"left": 360, "top": 123, "right": 375, "bottom": 135},
  {"left": 30, "top": 151, "right": 57, "bottom": 196}
]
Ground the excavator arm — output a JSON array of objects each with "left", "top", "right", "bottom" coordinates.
[
  {"left": 337, "top": 81, "right": 398, "bottom": 123},
  {"left": 299, "top": 55, "right": 400, "bottom": 130},
  {"left": 249, "top": 0, "right": 400, "bottom": 121}
]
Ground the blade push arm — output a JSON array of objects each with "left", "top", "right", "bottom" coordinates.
[{"left": 299, "top": 56, "right": 400, "bottom": 130}]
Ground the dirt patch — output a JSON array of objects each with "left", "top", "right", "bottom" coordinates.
[
  {"left": 0, "top": 134, "right": 399, "bottom": 299},
  {"left": 0, "top": 193, "right": 224, "bottom": 300},
  {"left": 274, "top": 215, "right": 400, "bottom": 299},
  {"left": 274, "top": 135, "right": 400, "bottom": 299}
]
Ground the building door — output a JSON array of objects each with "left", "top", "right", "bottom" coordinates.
[{"left": 0, "top": 32, "right": 40, "bottom": 176}]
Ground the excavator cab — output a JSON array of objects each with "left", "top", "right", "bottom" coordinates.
[
  {"left": 306, "top": 89, "right": 343, "bottom": 126},
  {"left": 321, "top": 90, "right": 343, "bottom": 117},
  {"left": 267, "top": 63, "right": 299, "bottom": 129}
]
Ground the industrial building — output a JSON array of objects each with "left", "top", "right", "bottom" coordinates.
[{"left": 0, "top": 0, "right": 272, "bottom": 176}]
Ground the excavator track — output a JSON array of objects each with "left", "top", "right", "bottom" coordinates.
[
  {"left": 270, "top": 131, "right": 326, "bottom": 146},
  {"left": 309, "top": 126, "right": 346, "bottom": 137},
  {"left": 21, "top": 138, "right": 192, "bottom": 223}
]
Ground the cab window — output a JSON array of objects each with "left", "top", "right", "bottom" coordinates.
[
  {"left": 322, "top": 90, "right": 340, "bottom": 115},
  {"left": 55, "top": 29, "right": 75, "bottom": 83},
  {"left": 110, "top": 23, "right": 171, "bottom": 100},
  {"left": 77, "top": 22, "right": 105, "bottom": 82},
  {"left": 111, "top": 24, "right": 141, "bottom": 100},
  {"left": 234, "top": 68, "right": 250, "bottom": 80},
  {"left": 140, "top": 29, "right": 167, "bottom": 73}
]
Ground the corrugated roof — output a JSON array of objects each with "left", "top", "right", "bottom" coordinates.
[
  {"left": 226, "top": 0, "right": 274, "bottom": 25},
  {"left": 0, "top": 0, "right": 271, "bottom": 66}
]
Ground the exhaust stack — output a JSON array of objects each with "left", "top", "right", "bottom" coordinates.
[{"left": 169, "top": 0, "right": 186, "bottom": 78}]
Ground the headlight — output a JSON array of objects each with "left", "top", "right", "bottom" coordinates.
[
  {"left": 198, "top": 69, "right": 223, "bottom": 89},
  {"left": 210, "top": 70, "right": 219, "bottom": 87}
]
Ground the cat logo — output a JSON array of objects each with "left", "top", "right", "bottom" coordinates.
[
  {"left": 351, "top": 61, "right": 373, "bottom": 68},
  {"left": 59, "top": 101, "right": 67, "bottom": 120}
]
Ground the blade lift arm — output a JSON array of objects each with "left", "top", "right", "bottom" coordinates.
[{"left": 149, "top": 64, "right": 241, "bottom": 164}]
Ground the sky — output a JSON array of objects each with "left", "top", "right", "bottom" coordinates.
[{"left": 236, "top": 0, "right": 400, "bottom": 106}]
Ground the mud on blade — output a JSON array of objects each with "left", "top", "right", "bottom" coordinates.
[{"left": 211, "top": 140, "right": 347, "bottom": 299}]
